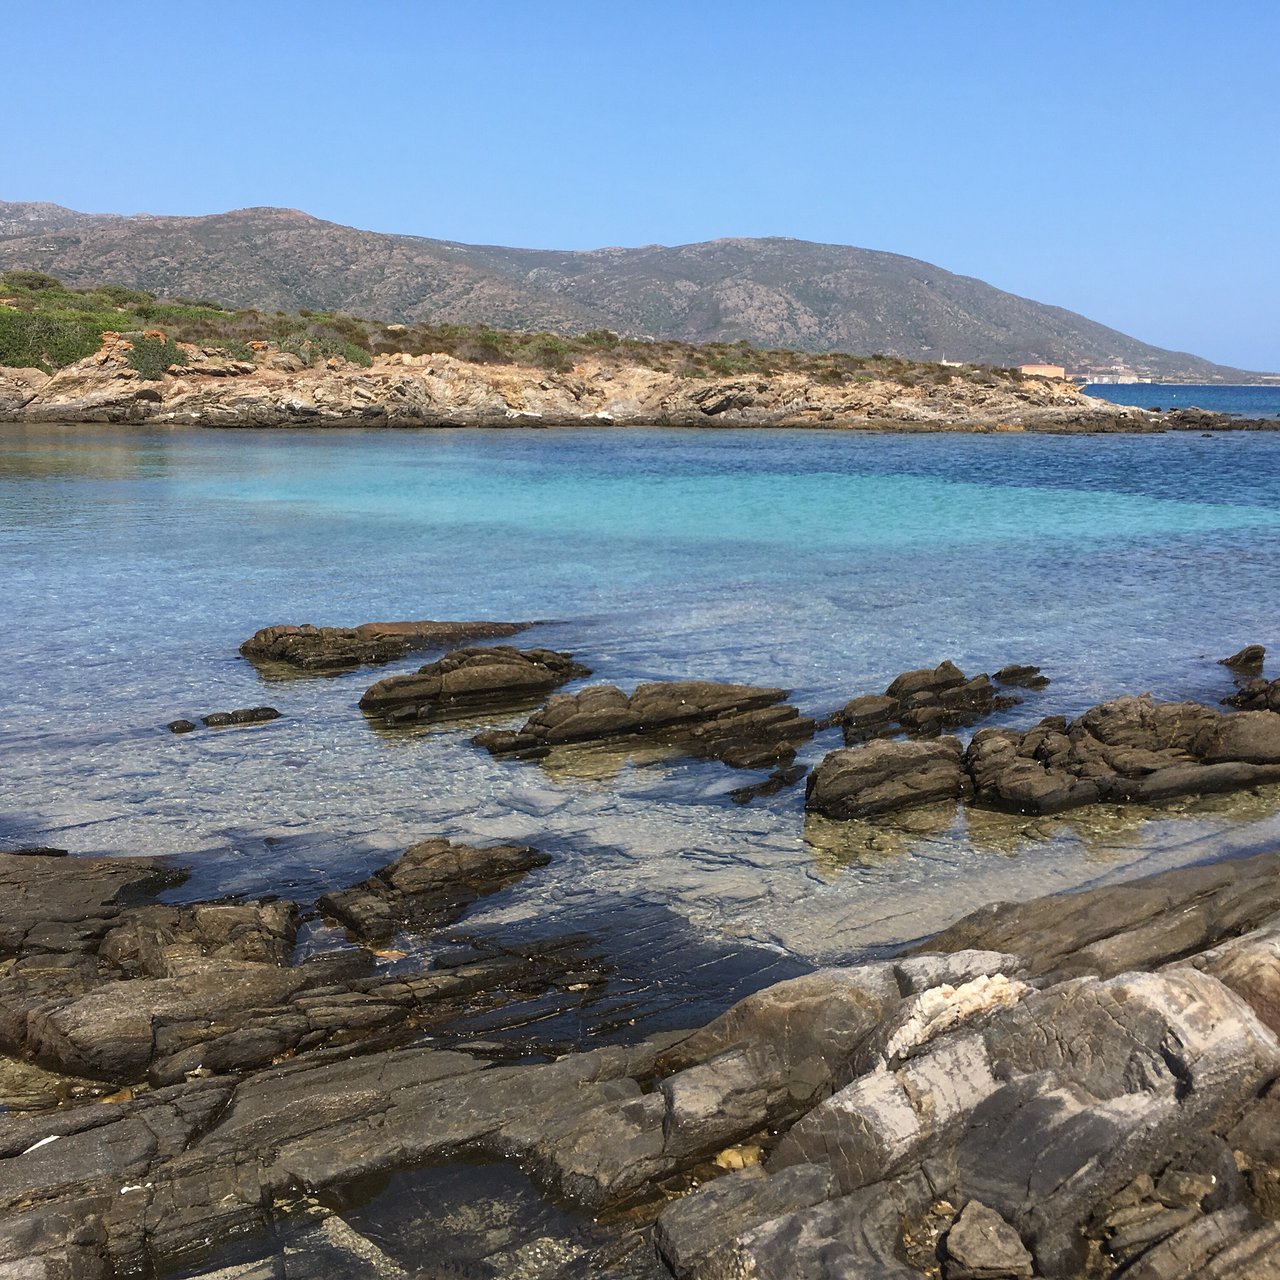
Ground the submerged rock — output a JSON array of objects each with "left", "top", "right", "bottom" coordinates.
[
  {"left": 1226, "top": 675, "right": 1280, "bottom": 713},
  {"left": 198, "top": 706, "right": 280, "bottom": 728},
  {"left": 317, "top": 837, "right": 551, "bottom": 939},
  {"left": 359, "top": 645, "right": 590, "bottom": 723},
  {"left": 240, "top": 619, "right": 532, "bottom": 671},
  {"left": 474, "top": 679, "right": 816, "bottom": 771}
]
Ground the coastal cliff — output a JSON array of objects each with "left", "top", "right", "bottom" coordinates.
[{"left": 0, "top": 334, "right": 1148, "bottom": 430}]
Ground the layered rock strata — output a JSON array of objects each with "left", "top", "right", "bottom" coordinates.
[
  {"left": 359, "top": 645, "right": 590, "bottom": 723},
  {"left": 240, "top": 619, "right": 531, "bottom": 671},
  {"left": 0, "top": 338, "right": 1165, "bottom": 431},
  {"left": 474, "top": 679, "right": 817, "bottom": 772}
]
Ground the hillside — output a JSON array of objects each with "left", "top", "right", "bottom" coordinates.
[{"left": 0, "top": 201, "right": 1261, "bottom": 381}]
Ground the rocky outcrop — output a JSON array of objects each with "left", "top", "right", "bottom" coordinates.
[
  {"left": 965, "top": 695, "right": 1280, "bottom": 815},
  {"left": 239, "top": 618, "right": 532, "bottom": 671},
  {"left": 835, "top": 659, "right": 1030, "bottom": 743},
  {"left": 1, "top": 337, "right": 1158, "bottom": 431},
  {"left": 316, "top": 837, "right": 550, "bottom": 939},
  {"left": 0, "top": 365, "right": 48, "bottom": 415},
  {"left": 6, "top": 848, "right": 1280, "bottom": 1277},
  {"left": 1228, "top": 677, "right": 1280, "bottom": 713},
  {"left": 808, "top": 693, "right": 1280, "bottom": 821},
  {"left": 359, "top": 645, "right": 590, "bottom": 723},
  {"left": 474, "top": 679, "right": 817, "bottom": 772}
]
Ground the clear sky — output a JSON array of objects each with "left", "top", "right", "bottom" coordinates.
[{"left": 6, "top": 0, "right": 1278, "bottom": 369}]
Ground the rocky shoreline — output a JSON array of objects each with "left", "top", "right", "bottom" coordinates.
[
  {"left": 2, "top": 626, "right": 1280, "bottom": 1277},
  {"left": 2, "top": 336, "right": 1274, "bottom": 432}
]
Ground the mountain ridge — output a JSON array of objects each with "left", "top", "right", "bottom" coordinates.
[{"left": 0, "top": 200, "right": 1264, "bottom": 381}]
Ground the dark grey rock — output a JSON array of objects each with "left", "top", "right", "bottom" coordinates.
[{"left": 199, "top": 706, "right": 280, "bottom": 728}]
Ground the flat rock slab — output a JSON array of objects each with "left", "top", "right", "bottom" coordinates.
[
  {"left": 0, "top": 852, "right": 181, "bottom": 957},
  {"left": 360, "top": 645, "right": 590, "bottom": 723},
  {"left": 240, "top": 619, "right": 532, "bottom": 671},
  {"left": 317, "top": 837, "right": 551, "bottom": 940},
  {"left": 916, "top": 846, "right": 1280, "bottom": 981},
  {"left": 475, "top": 679, "right": 816, "bottom": 771}
]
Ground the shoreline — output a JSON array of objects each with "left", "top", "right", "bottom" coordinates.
[{"left": 8, "top": 336, "right": 1279, "bottom": 434}]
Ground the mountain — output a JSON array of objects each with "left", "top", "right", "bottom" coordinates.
[{"left": 0, "top": 201, "right": 1261, "bottom": 381}]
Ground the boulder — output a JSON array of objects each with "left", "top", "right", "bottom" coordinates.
[
  {"left": 964, "top": 695, "right": 1280, "bottom": 816},
  {"left": 239, "top": 619, "right": 531, "bottom": 671},
  {"left": 805, "top": 737, "right": 970, "bottom": 818},
  {"left": 359, "top": 645, "right": 589, "bottom": 722},
  {"left": 943, "top": 1200, "right": 1034, "bottom": 1279},
  {"left": 1219, "top": 644, "right": 1266, "bottom": 671}
]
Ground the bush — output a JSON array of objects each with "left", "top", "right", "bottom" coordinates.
[
  {"left": 0, "top": 310, "right": 102, "bottom": 370},
  {"left": 127, "top": 335, "right": 188, "bottom": 380},
  {"left": 0, "top": 269, "right": 63, "bottom": 293}
]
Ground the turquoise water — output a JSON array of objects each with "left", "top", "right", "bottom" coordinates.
[
  {"left": 3, "top": 423, "right": 1280, "bottom": 976},
  {"left": 1086, "top": 382, "right": 1280, "bottom": 418}
]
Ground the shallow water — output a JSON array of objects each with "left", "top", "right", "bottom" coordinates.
[{"left": 3, "top": 423, "right": 1279, "bottom": 993}]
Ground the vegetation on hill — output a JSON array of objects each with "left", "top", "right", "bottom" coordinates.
[
  {"left": 0, "top": 202, "right": 1261, "bottom": 381},
  {"left": 0, "top": 270, "right": 1032, "bottom": 390}
]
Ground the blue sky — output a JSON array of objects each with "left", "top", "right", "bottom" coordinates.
[{"left": 6, "top": 0, "right": 1278, "bottom": 369}]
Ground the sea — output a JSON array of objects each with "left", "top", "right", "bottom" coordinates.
[
  {"left": 3, "top": 422, "right": 1280, "bottom": 1032},
  {"left": 1085, "top": 382, "right": 1280, "bottom": 418}
]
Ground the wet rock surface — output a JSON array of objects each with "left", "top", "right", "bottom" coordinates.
[
  {"left": 360, "top": 645, "right": 590, "bottom": 723},
  {"left": 240, "top": 619, "right": 532, "bottom": 671},
  {"left": 1228, "top": 676, "right": 1280, "bottom": 713},
  {"left": 474, "top": 679, "right": 817, "bottom": 772},
  {"left": 6, "top": 846, "right": 1280, "bottom": 1277},
  {"left": 317, "top": 838, "right": 551, "bottom": 940},
  {"left": 167, "top": 706, "right": 282, "bottom": 734}
]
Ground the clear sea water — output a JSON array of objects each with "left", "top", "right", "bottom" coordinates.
[
  {"left": 3, "top": 423, "right": 1280, "bottom": 1003},
  {"left": 1085, "top": 382, "right": 1280, "bottom": 418}
]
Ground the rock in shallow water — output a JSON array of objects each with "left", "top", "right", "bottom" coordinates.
[
  {"left": 475, "top": 679, "right": 817, "bottom": 772},
  {"left": 239, "top": 618, "right": 532, "bottom": 671},
  {"left": 360, "top": 645, "right": 590, "bottom": 722}
]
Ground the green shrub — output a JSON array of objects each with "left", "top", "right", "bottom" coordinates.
[
  {"left": 0, "top": 269, "right": 63, "bottom": 293},
  {"left": 0, "top": 310, "right": 102, "bottom": 370},
  {"left": 127, "top": 335, "right": 188, "bottom": 380}
]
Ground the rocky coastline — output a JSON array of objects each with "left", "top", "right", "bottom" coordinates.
[
  {"left": 1, "top": 624, "right": 1279, "bottom": 1277},
  {"left": 2, "top": 336, "right": 1272, "bottom": 432}
]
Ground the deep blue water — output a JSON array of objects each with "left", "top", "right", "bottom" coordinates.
[
  {"left": 1086, "top": 382, "right": 1280, "bottom": 418},
  {"left": 2, "top": 423, "right": 1279, "bottom": 965}
]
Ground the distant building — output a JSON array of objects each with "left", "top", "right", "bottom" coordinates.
[{"left": 1017, "top": 363, "right": 1066, "bottom": 379}]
